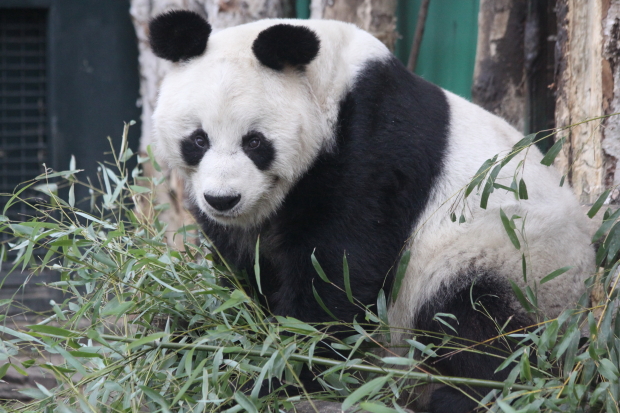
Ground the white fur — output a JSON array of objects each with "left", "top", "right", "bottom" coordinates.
[
  {"left": 388, "top": 91, "right": 594, "bottom": 339},
  {"left": 152, "top": 19, "right": 390, "bottom": 227}
]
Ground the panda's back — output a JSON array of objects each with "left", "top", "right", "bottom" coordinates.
[{"left": 387, "top": 88, "right": 593, "bottom": 331}]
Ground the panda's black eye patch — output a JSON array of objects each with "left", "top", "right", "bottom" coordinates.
[
  {"left": 242, "top": 131, "right": 274, "bottom": 171},
  {"left": 181, "top": 129, "right": 210, "bottom": 166}
]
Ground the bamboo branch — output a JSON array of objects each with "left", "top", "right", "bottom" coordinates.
[{"left": 100, "top": 333, "right": 535, "bottom": 391}]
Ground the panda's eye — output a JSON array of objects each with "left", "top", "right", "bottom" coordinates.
[
  {"left": 194, "top": 134, "right": 207, "bottom": 148},
  {"left": 247, "top": 137, "right": 261, "bottom": 150}
]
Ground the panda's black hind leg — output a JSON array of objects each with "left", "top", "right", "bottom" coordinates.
[{"left": 415, "top": 274, "right": 533, "bottom": 413}]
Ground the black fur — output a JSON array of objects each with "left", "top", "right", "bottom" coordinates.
[
  {"left": 242, "top": 131, "right": 276, "bottom": 171},
  {"left": 149, "top": 10, "right": 211, "bottom": 62},
  {"left": 252, "top": 24, "right": 320, "bottom": 70},
  {"left": 196, "top": 57, "right": 450, "bottom": 325},
  {"left": 415, "top": 273, "right": 533, "bottom": 413},
  {"left": 181, "top": 129, "right": 210, "bottom": 166}
]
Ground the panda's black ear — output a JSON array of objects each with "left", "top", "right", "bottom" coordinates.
[
  {"left": 149, "top": 10, "right": 211, "bottom": 62},
  {"left": 252, "top": 24, "right": 320, "bottom": 71}
]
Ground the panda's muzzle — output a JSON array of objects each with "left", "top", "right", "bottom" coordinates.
[{"left": 204, "top": 194, "right": 241, "bottom": 212}]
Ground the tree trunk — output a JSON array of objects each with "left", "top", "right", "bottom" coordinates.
[
  {"left": 129, "top": 0, "right": 293, "bottom": 247},
  {"left": 472, "top": 0, "right": 528, "bottom": 131},
  {"left": 310, "top": 0, "right": 397, "bottom": 51},
  {"left": 554, "top": 0, "right": 620, "bottom": 205}
]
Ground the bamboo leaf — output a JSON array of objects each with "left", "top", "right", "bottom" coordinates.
[
  {"left": 146, "top": 144, "right": 161, "bottom": 172},
  {"left": 540, "top": 266, "right": 572, "bottom": 285},
  {"left": 518, "top": 178, "right": 528, "bottom": 200},
  {"left": 127, "top": 332, "right": 168, "bottom": 351},
  {"left": 391, "top": 251, "right": 410, "bottom": 303},
  {"left": 540, "top": 136, "right": 566, "bottom": 166},
  {"left": 234, "top": 390, "right": 259, "bottom": 413},
  {"left": 500, "top": 208, "right": 521, "bottom": 249},
  {"left": 343, "top": 253, "right": 353, "bottom": 304},
  {"left": 28, "top": 325, "right": 80, "bottom": 339},
  {"left": 312, "top": 283, "right": 338, "bottom": 321},
  {"left": 68, "top": 183, "right": 75, "bottom": 207},
  {"left": 358, "top": 402, "right": 399, "bottom": 413},
  {"left": 0, "top": 363, "right": 10, "bottom": 380},
  {"left": 598, "top": 358, "right": 619, "bottom": 381},
  {"left": 254, "top": 236, "right": 262, "bottom": 295},
  {"left": 509, "top": 280, "right": 533, "bottom": 313},
  {"left": 342, "top": 376, "right": 389, "bottom": 411},
  {"left": 465, "top": 156, "right": 497, "bottom": 197},
  {"left": 311, "top": 251, "right": 330, "bottom": 283},
  {"left": 139, "top": 385, "right": 170, "bottom": 412},
  {"left": 588, "top": 190, "right": 610, "bottom": 219}
]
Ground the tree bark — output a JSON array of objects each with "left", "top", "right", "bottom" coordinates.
[
  {"left": 310, "top": 0, "right": 397, "bottom": 51},
  {"left": 129, "top": 0, "right": 293, "bottom": 247},
  {"left": 472, "top": 0, "right": 528, "bottom": 131},
  {"left": 554, "top": 0, "right": 617, "bottom": 204}
]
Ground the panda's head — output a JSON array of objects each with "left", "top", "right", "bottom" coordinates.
[{"left": 150, "top": 11, "right": 388, "bottom": 227}]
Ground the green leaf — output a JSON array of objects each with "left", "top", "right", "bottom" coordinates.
[
  {"left": 540, "top": 136, "right": 566, "bottom": 166},
  {"left": 254, "top": 236, "right": 262, "bottom": 295},
  {"left": 433, "top": 312, "right": 458, "bottom": 334},
  {"left": 343, "top": 253, "right": 354, "bottom": 304},
  {"left": 588, "top": 190, "right": 610, "bottom": 219},
  {"left": 519, "top": 348, "right": 531, "bottom": 381},
  {"left": 0, "top": 363, "right": 10, "bottom": 380},
  {"left": 312, "top": 283, "right": 338, "bottom": 321},
  {"left": 68, "top": 183, "right": 75, "bottom": 207},
  {"left": 139, "top": 385, "right": 170, "bottom": 412},
  {"left": 146, "top": 144, "right": 161, "bottom": 172},
  {"left": 0, "top": 325, "right": 44, "bottom": 344},
  {"left": 598, "top": 358, "right": 620, "bottom": 381},
  {"left": 480, "top": 164, "right": 502, "bottom": 209},
  {"left": 377, "top": 289, "right": 389, "bottom": 326},
  {"left": 593, "top": 209, "right": 620, "bottom": 242},
  {"left": 234, "top": 390, "right": 259, "bottom": 413},
  {"left": 27, "top": 325, "right": 80, "bottom": 338},
  {"left": 214, "top": 290, "right": 248, "bottom": 313},
  {"left": 500, "top": 208, "right": 520, "bottom": 249},
  {"left": 358, "top": 402, "right": 399, "bottom": 413},
  {"left": 18, "top": 387, "right": 48, "bottom": 400},
  {"left": 497, "top": 400, "right": 518, "bottom": 413},
  {"left": 495, "top": 349, "right": 522, "bottom": 373},
  {"left": 465, "top": 156, "right": 497, "bottom": 197},
  {"left": 342, "top": 376, "right": 389, "bottom": 411},
  {"left": 509, "top": 280, "right": 533, "bottom": 313},
  {"left": 391, "top": 250, "right": 410, "bottom": 303},
  {"left": 311, "top": 251, "right": 330, "bottom": 283},
  {"left": 521, "top": 253, "right": 527, "bottom": 283},
  {"left": 518, "top": 178, "right": 528, "bottom": 200},
  {"left": 129, "top": 185, "right": 151, "bottom": 194},
  {"left": 127, "top": 332, "right": 168, "bottom": 351},
  {"left": 172, "top": 358, "right": 208, "bottom": 405},
  {"left": 540, "top": 266, "right": 572, "bottom": 285},
  {"left": 101, "top": 299, "right": 135, "bottom": 317}
]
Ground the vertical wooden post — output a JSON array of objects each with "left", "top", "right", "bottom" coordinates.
[
  {"left": 471, "top": 0, "right": 528, "bottom": 131},
  {"left": 310, "top": 0, "right": 398, "bottom": 50}
]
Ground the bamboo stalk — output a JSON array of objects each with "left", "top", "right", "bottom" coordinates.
[{"left": 100, "top": 333, "right": 534, "bottom": 391}]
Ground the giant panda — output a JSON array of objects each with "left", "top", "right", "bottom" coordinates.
[{"left": 148, "top": 10, "right": 594, "bottom": 413}]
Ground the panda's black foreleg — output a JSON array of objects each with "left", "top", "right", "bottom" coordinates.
[{"left": 415, "top": 275, "right": 533, "bottom": 413}]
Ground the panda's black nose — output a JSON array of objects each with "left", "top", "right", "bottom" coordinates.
[{"left": 204, "top": 194, "right": 241, "bottom": 211}]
